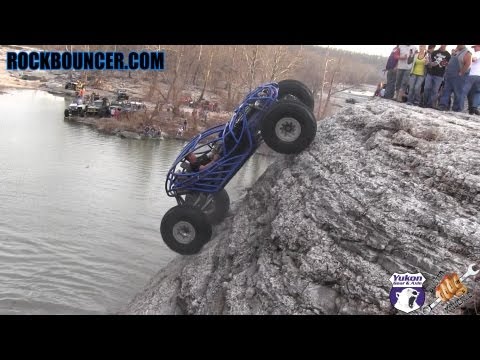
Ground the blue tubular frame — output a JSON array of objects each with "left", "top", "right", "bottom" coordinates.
[{"left": 165, "top": 82, "right": 279, "bottom": 199}]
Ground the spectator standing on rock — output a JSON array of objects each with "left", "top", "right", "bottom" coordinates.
[
  {"left": 418, "top": 45, "right": 437, "bottom": 106},
  {"left": 438, "top": 45, "right": 472, "bottom": 112},
  {"left": 426, "top": 45, "right": 436, "bottom": 60},
  {"left": 396, "top": 45, "right": 418, "bottom": 102},
  {"left": 461, "top": 45, "right": 480, "bottom": 115},
  {"left": 183, "top": 119, "right": 187, "bottom": 131},
  {"left": 383, "top": 45, "right": 400, "bottom": 99},
  {"left": 406, "top": 45, "right": 428, "bottom": 106},
  {"left": 423, "top": 45, "right": 451, "bottom": 108}
]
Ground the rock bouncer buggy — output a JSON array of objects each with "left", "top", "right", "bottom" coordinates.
[{"left": 160, "top": 80, "right": 317, "bottom": 255}]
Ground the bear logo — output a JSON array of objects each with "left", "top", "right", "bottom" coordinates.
[
  {"left": 394, "top": 288, "right": 420, "bottom": 313},
  {"left": 389, "top": 273, "right": 426, "bottom": 313}
]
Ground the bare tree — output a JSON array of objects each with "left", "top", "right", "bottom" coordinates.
[
  {"left": 197, "top": 47, "right": 216, "bottom": 102},
  {"left": 226, "top": 45, "right": 238, "bottom": 109},
  {"left": 321, "top": 55, "right": 343, "bottom": 119},
  {"left": 192, "top": 45, "right": 203, "bottom": 86},
  {"left": 243, "top": 45, "right": 260, "bottom": 92},
  {"left": 145, "top": 46, "right": 189, "bottom": 114},
  {"left": 317, "top": 46, "right": 331, "bottom": 119},
  {"left": 319, "top": 54, "right": 359, "bottom": 119},
  {"left": 262, "top": 45, "right": 304, "bottom": 82}
]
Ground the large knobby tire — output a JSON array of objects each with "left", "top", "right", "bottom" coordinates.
[
  {"left": 185, "top": 189, "right": 230, "bottom": 225},
  {"left": 278, "top": 79, "right": 314, "bottom": 111},
  {"left": 64, "top": 109, "right": 70, "bottom": 117},
  {"left": 261, "top": 100, "right": 317, "bottom": 154},
  {"left": 160, "top": 205, "right": 212, "bottom": 255}
]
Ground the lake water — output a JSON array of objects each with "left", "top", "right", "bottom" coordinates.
[{"left": 0, "top": 89, "right": 273, "bottom": 314}]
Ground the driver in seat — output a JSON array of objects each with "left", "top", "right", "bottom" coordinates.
[{"left": 184, "top": 143, "right": 221, "bottom": 172}]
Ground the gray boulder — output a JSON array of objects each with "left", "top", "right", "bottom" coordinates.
[{"left": 124, "top": 100, "right": 480, "bottom": 315}]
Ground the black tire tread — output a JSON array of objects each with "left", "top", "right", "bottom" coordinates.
[
  {"left": 261, "top": 100, "right": 317, "bottom": 154},
  {"left": 160, "top": 205, "right": 212, "bottom": 255},
  {"left": 278, "top": 79, "right": 315, "bottom": 111}
]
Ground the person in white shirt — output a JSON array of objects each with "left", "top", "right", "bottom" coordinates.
[
  {"left": 462, "top": 45, "right": 480, "bottom": 115},
  {"left": 395, "top": 45, "right": 418, "bottom": 101}
]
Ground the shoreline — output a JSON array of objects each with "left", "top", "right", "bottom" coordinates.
[
  {"left": 0, "top": 85, "right": 281, "bottom": 157},
  {"left": 63, "top": 115, "right": 181, "bottom": 141},
  {"left": 0, "top": 84, "right": 227, "bottom": 142},
  {"left": 63, "top": 114, "right": 278, "bottom": 157},
  {"left": 0, "top": 85, "right": 276, "bottom": 157}
]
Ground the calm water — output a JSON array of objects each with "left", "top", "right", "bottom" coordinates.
[{"left": 0, "top": 89, "right": 273, "bottom": 314}]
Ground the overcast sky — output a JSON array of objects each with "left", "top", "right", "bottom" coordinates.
[{"left": 319, "top": 45, "right": 464, "bottom": 57}]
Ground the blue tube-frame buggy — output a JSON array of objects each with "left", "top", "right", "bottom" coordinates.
[
  {"left": 161, "top": 79, "right": 317, "bottom": 255},
  {"left": 166, "top": 83, "right": 279, "bottom": 198}
]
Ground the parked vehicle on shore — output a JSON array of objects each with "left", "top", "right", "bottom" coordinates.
[
  {"left": 86, "top": 98, "right": 111, "bottom": 117},
  {"left": 65, "top": 81, "right": 85, "bottom": 91},
  {"left": 64, "top": 98, "right": 88, "bottom": 117},
  {"left": 116, "top": 89, "right": 129, "bottom": 101}
]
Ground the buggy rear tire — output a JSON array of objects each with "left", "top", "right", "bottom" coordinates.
[
  {"left": 278, "top": 79, "right": 314, "bottom": 111},
  {"left": 160, "top": 205, "right": 212, "bottom": 255},
  {"left": 64, "top": 109, "right": 70, "bottom": 117},
  {"left": 261, "top": 100, "right": 317, "bottom": 154},
  {"left": 185, "top": 189, "right": 230, "bottom": 225}
]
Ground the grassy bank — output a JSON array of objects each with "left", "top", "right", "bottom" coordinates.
[{"left": 65, "top": 108, "right": 231, "bottom": 140}]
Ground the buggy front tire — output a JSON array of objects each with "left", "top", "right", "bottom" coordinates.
[
  {"left": 160, "top": 205, "right": 212, "bottom": 255},
  {"left": 278, "top": 79, "right": 315, "bottom": 111},
  {"left": 261, "top": 100, "right": 317, "bottom": 154}
]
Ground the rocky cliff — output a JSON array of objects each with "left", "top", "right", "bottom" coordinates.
[{"left": 124, "top": 99, "right": 480, "bottom": 315}]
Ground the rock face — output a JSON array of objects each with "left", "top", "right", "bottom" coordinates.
[{"left": 124, "top": 99, "right": 480, "bottom": 315}]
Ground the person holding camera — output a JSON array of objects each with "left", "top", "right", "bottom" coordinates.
[
  {"left": 423, "top": 45, "right": 451, "bottom": 108},
  {"left": 406, "top": 45, "right": 428, "bottom": 106},
  {"left": 395, "top": 45, "right": 418, "bottom": 102}
]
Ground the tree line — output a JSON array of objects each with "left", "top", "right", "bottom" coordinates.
[{"left": 44, "top": 45, "right": 386, "bottom": 118}]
